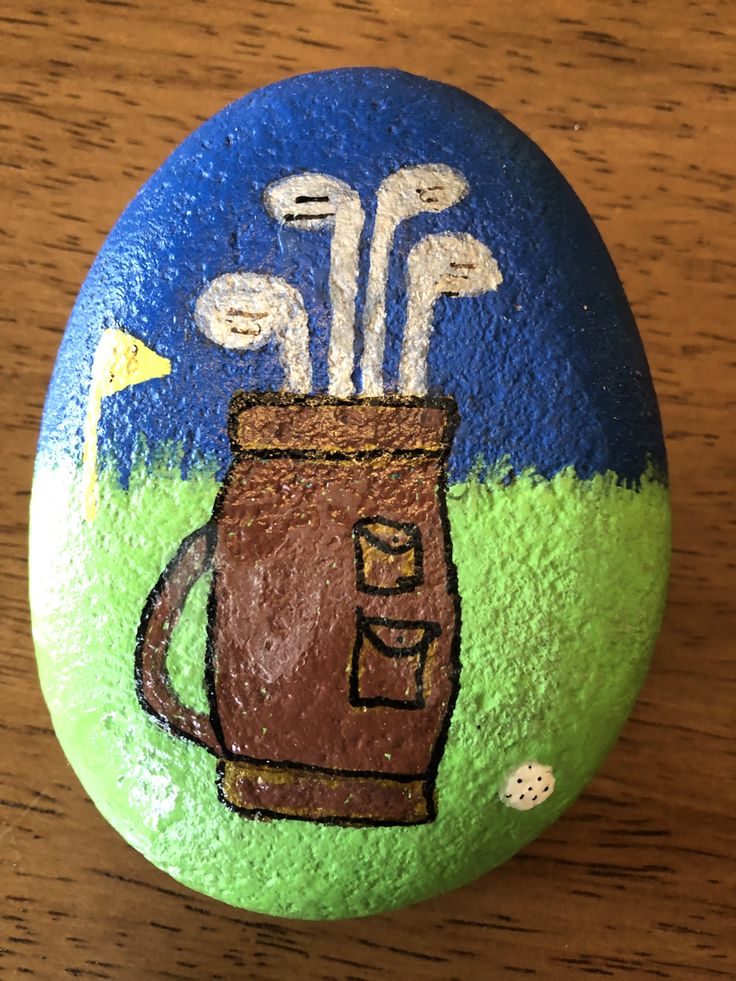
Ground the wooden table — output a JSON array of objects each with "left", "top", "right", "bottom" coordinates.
[{"left": 2, "top": 1, "right": 734, "bottom": 977}]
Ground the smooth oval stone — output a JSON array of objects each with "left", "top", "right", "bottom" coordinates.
[{"left": 30, "top": 68, "right": 670, "bottom": 920}]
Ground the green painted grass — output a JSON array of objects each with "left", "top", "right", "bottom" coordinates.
[{"left": 29, "top": 460, "right": 669, "bottom": 919}]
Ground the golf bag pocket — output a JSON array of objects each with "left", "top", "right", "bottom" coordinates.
[
  {"left": 353, "top": 517, "right": 422, "bottom": 594},
  {"left": 349, "top": 609, "right": 441, "bottom": 710}
]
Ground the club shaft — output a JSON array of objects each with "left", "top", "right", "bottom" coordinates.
[
  {"left": 327, "top": 202, "right": 364, "bottom": 397},
  {"left": 360, "top": 208, "right": 394, "bottom": 396},
  {"left": 398, "top": 294, "right": 435, "bottom": 396},
  {"left": 279, "top": 312, "right": 313, "bottom": 394}
]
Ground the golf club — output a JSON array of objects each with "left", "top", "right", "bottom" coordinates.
[
  {"left": 360, "top": 164, "right": 469, "bottom": 396},
  {"left": 194, "top": 272, "right": 312, "bottom": 393},
  {"left": 398, "top": 232, "right": 502, "bottom": 396},
  {"left": 264, "top": 173, "right": 364, "bottom": 397}
]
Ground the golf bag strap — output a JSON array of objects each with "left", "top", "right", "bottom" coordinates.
[{"left": 135, "top": 522, "right": 220, "bottom": 754}]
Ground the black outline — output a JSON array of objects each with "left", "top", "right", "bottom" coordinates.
[
  {"left": 353, "top": 516, "right": 423, "bottom": 595},
  {"left": 349, "top": 608, "right": 441, "bottom": 710},
  {"left": 283, "top": 212, "right": 335, "bottom": 222},
  {"left": 134, "top": 391, "right": 462, "bottom": 828},
  {"left": 224, "top": 446, "right": 444, "bottom": 462}
]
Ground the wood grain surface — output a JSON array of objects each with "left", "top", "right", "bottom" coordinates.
[{"left": 2, "top": 1, "right": 735, "bottom": 977}]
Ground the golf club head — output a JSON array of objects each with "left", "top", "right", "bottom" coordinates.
[
  {"left": 194, "top": 272, "right": 306, "bottom": 351},
  {"left": 263, "top": 173, "right": 358, "bottom": 230},
  {"left": 377, "top": 164, "right": 469, "bottom": 222},
  {"left": 408, "top": 232, "right": 503, "bottom": 302}
]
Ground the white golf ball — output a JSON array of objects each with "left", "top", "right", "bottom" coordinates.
[{"left": 499, "top": 761, "right": 555, "bottom": 811}]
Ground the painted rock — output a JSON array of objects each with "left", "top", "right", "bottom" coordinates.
[{"left": 30, "top": 68, "right": 670, "bottom": 920}]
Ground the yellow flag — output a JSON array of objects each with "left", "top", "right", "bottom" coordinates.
[{"left": 82, "top": 329, "right": 171, "bottom": 522}]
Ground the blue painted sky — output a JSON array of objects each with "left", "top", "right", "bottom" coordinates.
[{"left": 39, "top": 68, "right": 665, "bottom": 486}]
